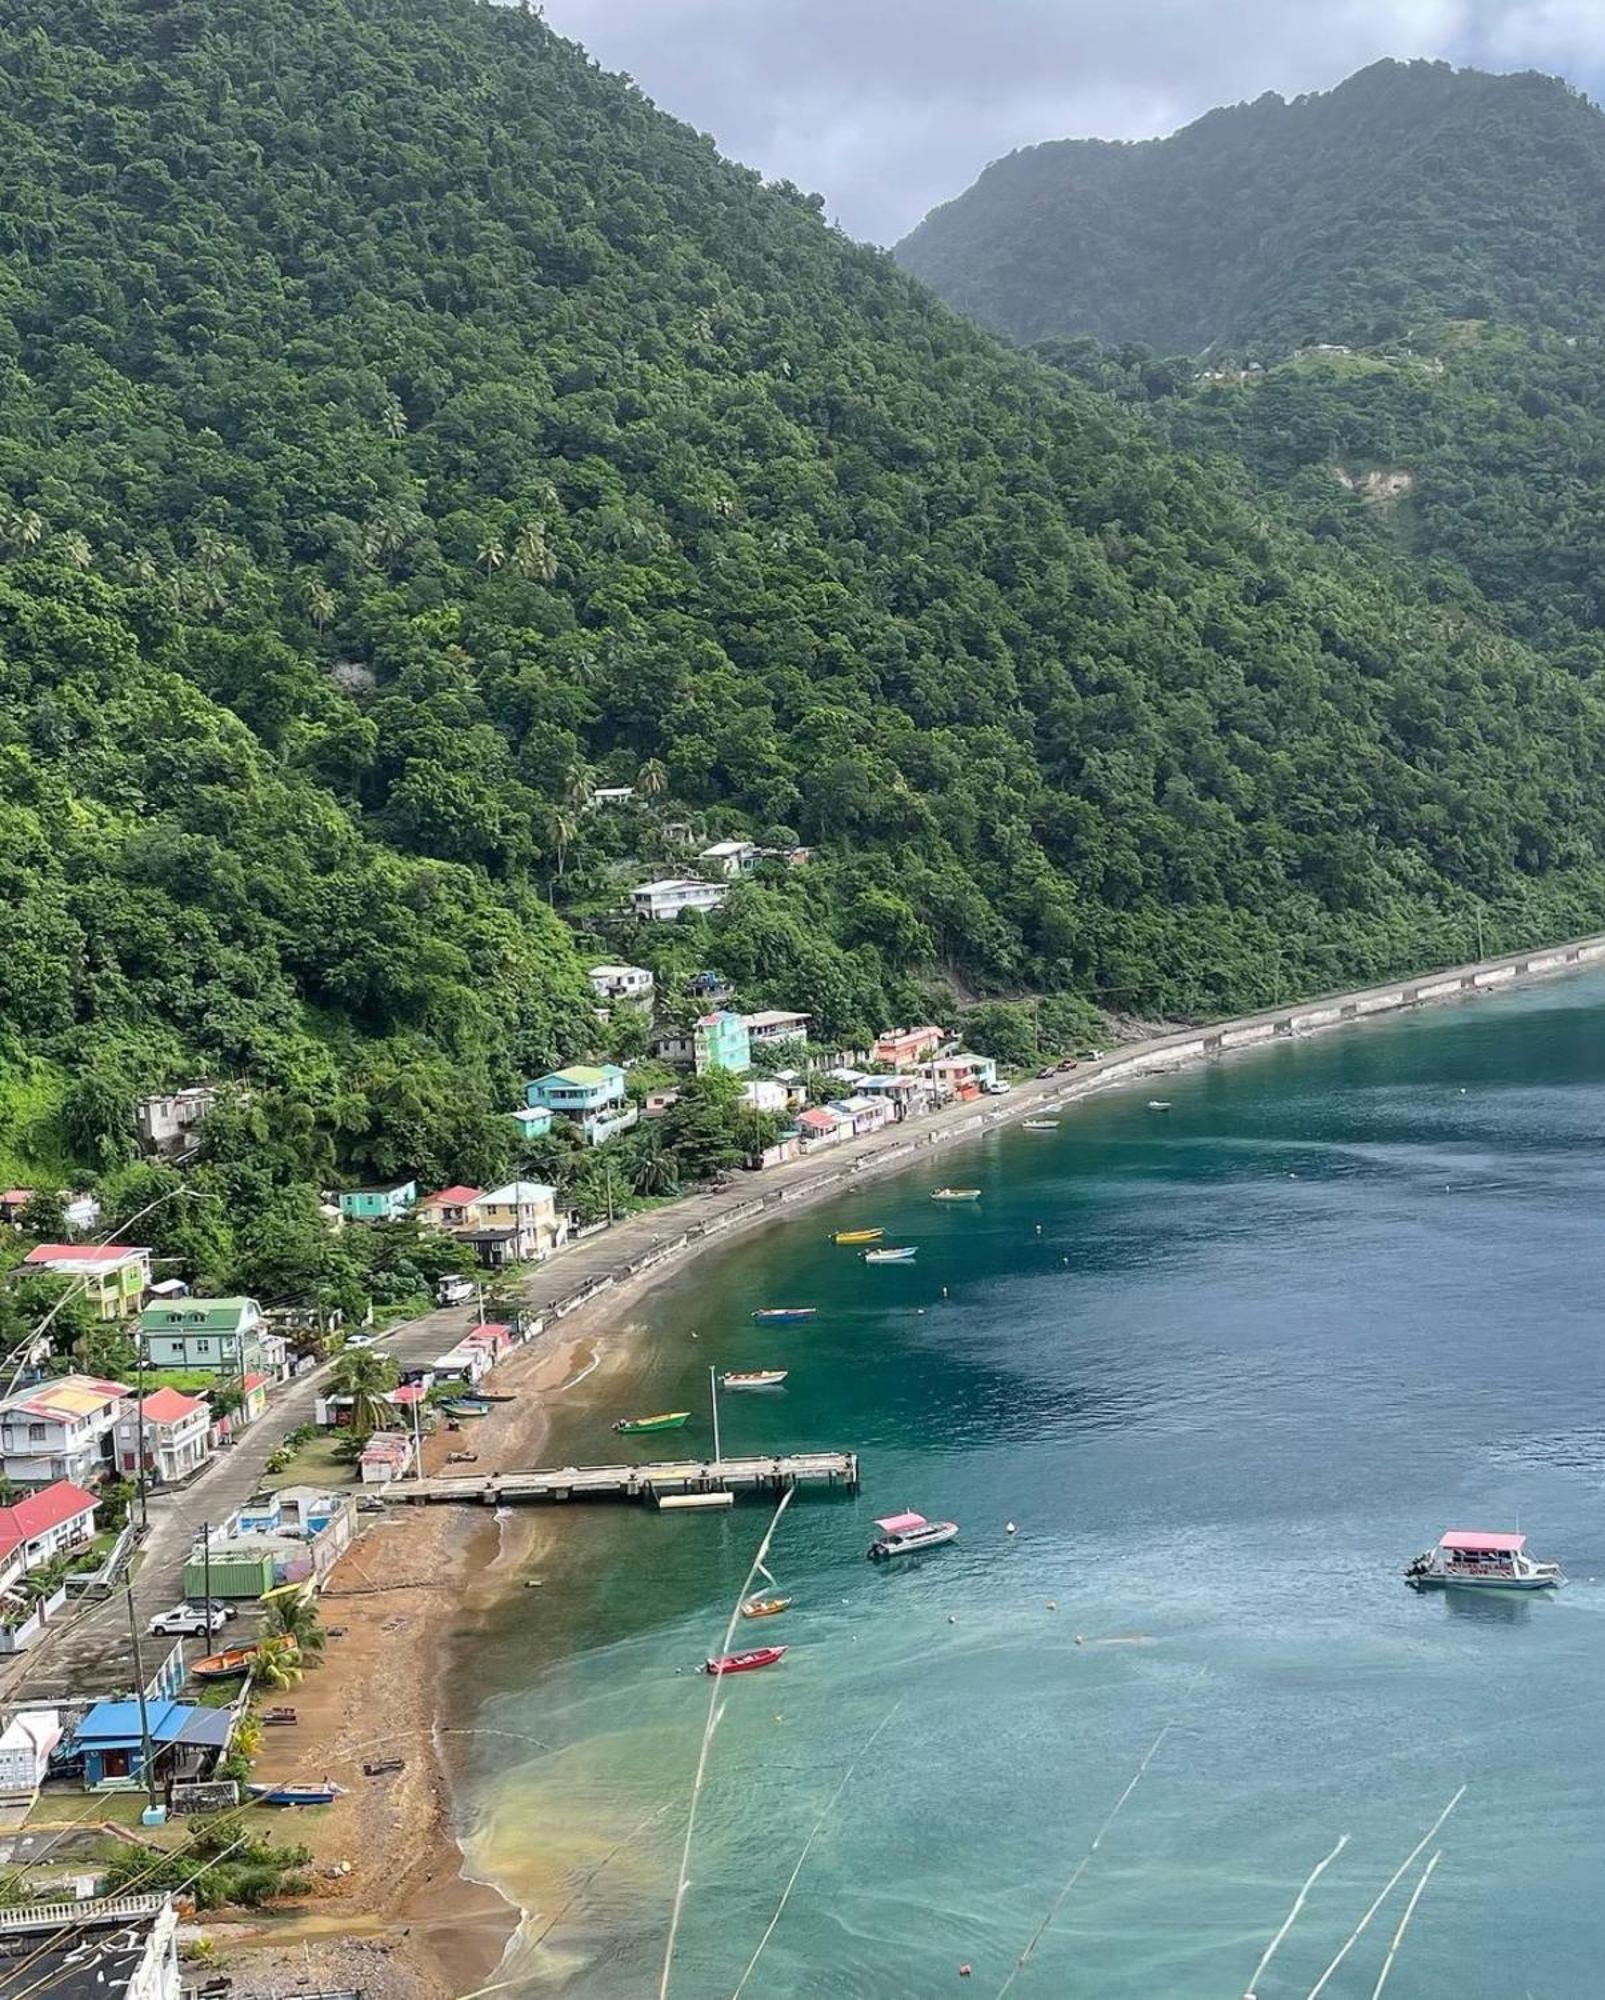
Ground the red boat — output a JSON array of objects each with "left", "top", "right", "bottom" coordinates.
[{"left": 703, "top": 1645, "right": 787, "bottom": 1676}]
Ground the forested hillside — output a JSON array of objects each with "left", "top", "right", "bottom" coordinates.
[
  {"left": 4, "top": 3, "right": 1605, "bottom": 1304},
  {"left": 896, "top": 61, "right": 1605, "bottom": 353}
]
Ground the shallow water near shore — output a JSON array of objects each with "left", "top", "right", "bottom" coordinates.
[{"left": 457, "top": 971, "right": 1605, "bottom": 1997}]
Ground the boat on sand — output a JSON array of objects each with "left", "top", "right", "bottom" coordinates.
[{"left": 190, "top": 1645, "right": 259, "bottom": 1682}]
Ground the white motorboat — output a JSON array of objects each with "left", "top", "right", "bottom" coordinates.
[
  {"left": 867, "top": 1510, "right": 959, "bottom": 1560},
  {"left": 1405, "top": 1529, "right": 1564, "bottom": 1592}
]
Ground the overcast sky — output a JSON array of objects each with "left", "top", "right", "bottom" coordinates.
[{"left": 534, "top": 0, "right": 1605, "bottom": 244}]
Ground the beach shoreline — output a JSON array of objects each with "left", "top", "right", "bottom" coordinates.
[{"left": 216, "top": 930, "right": 1605, "bottom": 1993}]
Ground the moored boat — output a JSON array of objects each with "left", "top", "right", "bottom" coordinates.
[
  {"left": 863, "top": 1245, "right": 917, "bottom": 1264},
  {"left": 190, "top": 1645, "right": 259, "bottom": 1683},
  {"left": 1147, "top": 1100, "right": 1172, "bottom": 1111},
  {"left": 833, "top": 1228, "right": 883, "bottom": 1245},
  {"left": 741, "top": 1595, "right": 792, "bottom": 1619},
  {"left": 613, "top": 1410, "right": 692, "bottom": 1435},
  {"left": 753, "top": 1307, "right": 816, "bottom": 1322},
  {"left": 867, "top": 1510, "right": 960, "bottom": 1560},
  {"left": 722, "top": 1369, "right": 788, "bottom": 1390},
  {"left": 250, "top": 1782, "right": 346, "bottom": 1806},
  {"left": 930, "top": 1188, "right": 981, "bottom": 1202},
  {"left": 704, "top": 1645, "right": 787, "bottom": 1675},
  {"left": 1405, "top": 1529, "right": 1564, "bottom": 1591},
  {"left": 1022, "top": 1119, "right": 1059, "bottom": 1131}
]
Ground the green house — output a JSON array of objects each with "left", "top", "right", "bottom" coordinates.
[
  {"left": 138, "top": 1296, "right": 265, "bottom": 1374},
  {"left": 693, "top": 1010, "right": 751, "bottom": 1076},
  {"left": 338, "top": 1180, "right": 417, "bottom": 1223}
]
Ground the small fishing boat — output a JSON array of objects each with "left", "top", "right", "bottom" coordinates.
[
  {"left": 613, "top": 1410, "right": 691, "bottom": 1435},
  {"left": 741, "top": 1595, "right": 792, "bottom": 1619},
  {"left": 440, "top": 1398, "right": 490, "bottom": 1419},
  {"left": 190, "top": 1645, "right": 259, "bottom": 1683},
  {"left": 1147, "top": 1100, "right": 1172, "bottom": 1112},
  {"left": 704, "top": 1646, "right": 787, "bottom": 1675},
  {"left": 930, "top": 1188, "right": 981, "bottom": 1202},
  {"left": 868, "top": 1510, "right": 960, "bottom": 1561},
  {"left": 863, "top": 1245, "right": 917, "bottom": 1264},
  {"left": 722, "top": 1369, "right": 788, "bottom": 1390},
  {"left": 473, "top": 1390, "right": 517, "bottom": 1403},
  {"left": 250, "top": 1782, "right": 346, "bottom": 1807},
  {"left": 752, "top": 1307, "right": 816, "bottom": 1322},
  {"left": 1405, "top": 1530, "right": 1564, "bottom": 1592},
  {"left": 832, "top": 1227, "right": 883, "bottom": 1245},
  {"left": 1022, "top": 1119, "right": 1060, "bottom": 1131}
]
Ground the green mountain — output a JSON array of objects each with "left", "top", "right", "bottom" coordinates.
[
  {"left": 4, "top": 7, "right": 1605, "bottom": 1306},
  {"left": 895, "top": 60, "right": 1605, "bottom": 354}
]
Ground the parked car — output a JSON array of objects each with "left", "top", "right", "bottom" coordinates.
[
  {"left": 1036, "top": 1066, "right": 1056, "bottom": 1080},
  {"left": 436, "top": 1275, "right": 474, "bottom": 1307},
  {"left": 344, "top": 1332, "right": 376, "bottom": 1349},
  {"left": 149, "top": 1605, "right": 226, "bottom": 1637},
  {"left": 186, "top": 1598, "right": 238, "bottom": 1623},
  {"left": 984, "top": 1080, "right": 1010, "bottom": 1095}
]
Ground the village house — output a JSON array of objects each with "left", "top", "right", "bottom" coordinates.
[
  {"left": 587, "top": 963, "right": 655, "bottom": 1008},
  {"left": 415, "top": 1185, "right": 484, "bottom": 1232},
  {"left": 137, "top": 1296, "right": 274, "bottom": 1376},
  {"left": 873, "top": 1025, "right": 947, "bottom": 1069},
  {"left": 509, "top": 1104, "right": 553, "bottom": 1142},
  {"left": 588, "top": 783, "right": 636, "bottom": 807},
  {"left": 651, "top": 1028, "right": 696, "bottom": 1068},
  {"left": 338, "top": 1181, "right": 417, "bottom": 1223},
  {"left": 0, "top": 1376, "right": 129, "bottom": 1488},
  {"left": 740, "top": 1077, "right": 789, "bottom": 1115},
  {"left": 67, "top": 1699, "right": 235, "bottom": 1790},
  {"left": 0, "top": 1480, "right": 98, "bottom": 1577},
  {"left": 689, "top": 969, "right": 731, "bottom": 1001},
  {"left": 919, "top": 1051, "right": 998, "bottom": 1102},
  {"left": 743, "top": 1009, "right": 812, "bottom": 1051},
  {"left": 643, "top": 1087, "right": 681, "bottom": 1116},
  {"left": 359, "top": 1431, "right": 414, "bottom": 1485},
  {"left": 525, "top": 1065, "right": 637, "bottom": 1144},
  {"left": 19, "top": 1245, "right": 150, "bottom": 1321},
  {"left": 830, "top": 1094, "right": 894, "bottom": 1139},
  {"left": 857, "top": 1073, "right": 930, "bottom": 1120},
  {"left": 114, "top": 1389, "right": 210, "bottom": 1486},
  {"left": 461, "top": 1182, "right": 567, "bottom": 1265},
  {"left": 796, "top": 1106, "right": 845, "bottom": 1152},
  {"left": 694, "top": 1010, "right": 751, "bottom": 1075},
  {"left": 631, "top": 877, "right": 727, "bottom": 921},
  {"left": 769, "top": 1069, "right": 811, "bottom": 1110},
  {"left": 134, "top": 1084, "right": 220, "bottom": 1155},
  {"left": 698, "top": 838, "right": 757, "bottom": 878}
]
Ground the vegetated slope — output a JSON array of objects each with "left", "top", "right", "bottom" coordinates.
[
  {"left": 3, "top": 3, "right": 1605, "bottom": 1276},
  {"left": 896, "top": 61, "right": 1605, "bottom": 353}
]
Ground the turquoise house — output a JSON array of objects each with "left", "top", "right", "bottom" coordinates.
[
  {"left": 694, "top": 1011, "right": 751, "bottom": 1076},
  {"left": 524, "top": 1066, "right": 636, "bottom": 1146},
  {"left": 510, "top": 1105, "right": 554, "bottom": 1142},
  {"left": 339, "top": 1181, "right": 417, "bottom": 1223}
]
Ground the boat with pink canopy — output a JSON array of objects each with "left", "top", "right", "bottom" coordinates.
[
  {"left": 867, "top": 1509, "right": 959, "bottom": 1561},
  {"left": 1405, "top": 1529, "right": 1564, "bottom": 1591}
]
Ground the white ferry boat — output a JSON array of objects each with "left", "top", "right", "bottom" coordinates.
[
  {"left": 1405, "top": 1529, "right": 1564, "bottom": 1592},
  {"left": 867, "top": 1510, "right": 959, "bottom": 1561}
]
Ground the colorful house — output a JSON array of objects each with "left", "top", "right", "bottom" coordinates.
[
  {"left": 416, "top": 1185, "right": 484, "bottom": 1232},
  {"left": 873, "top": 1025, "right": 947, "bottom": 1069},
  {"left": 465, "top": 1183, "right": 567, "bottom": 1264},
  {"left": 19, "top": 1244, "right": 151, "bottom": 1321},
  {"left": 115, "top": 1390, "right": 210, "bottom": 1485},
  {"left": 509, "top": 1104, "right": 553, "bottom": 1142},
  {"left": 524, "top": 1066, "right": 637, "bottom": 1145},
  {"left": 0, "top": 1376, "right": 129, "bottom": 1487},
  {"left": 797, "top": 1107, "right": 845, "bottom": 1152},
  {"left": 359, "top": 1432, "right": 414, "bottom": 1485},
  {"left": 0, "top": 1480, "right": 98, "bottom": 1575},
  {"left": 338, "top": 1181, "right": 417, "bottom": 1223},
  {"left": 137, "top": 1296, "right": 267, "bottom": 1374},
  {"left": 694, "top": 1010, "right": 751, "bottom": 1075},
  {"left": 68, "top": 1699, "right": 235, "bottom": 1788}
]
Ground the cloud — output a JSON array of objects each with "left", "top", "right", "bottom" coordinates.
[{"left": 535, "top": 0, "right": 1551, "bottom": 242}]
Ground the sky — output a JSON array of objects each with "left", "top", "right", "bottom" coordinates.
[{"left": 534, "top": 0, "right": 1605, "bottom": 244}]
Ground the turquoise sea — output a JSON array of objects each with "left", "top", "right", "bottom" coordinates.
[{"left": 459, "top": 971, "right": 1605, "bottom": 1997}]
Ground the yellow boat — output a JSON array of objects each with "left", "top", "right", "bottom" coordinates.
[
  {"left": 741, "top": 1594, "right": 793, "bottom": 1618},
  {"left": 832, "top": 1227, "right": 883, "bottom": 1245}
]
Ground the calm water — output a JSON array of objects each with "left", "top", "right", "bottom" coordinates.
[{"left": 460, "top": 973, "right": 1605, "bottom": 1997}]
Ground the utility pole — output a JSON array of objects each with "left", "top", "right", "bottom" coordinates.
[
  {"left": 134, "top": 1336, "right": 149, "bottom": 1531},
  {"left": 125, "top": 1580, "right": 163, "bottom": 1822},
  {"left": 201, "top": 1521, "right": 212, "bottom": 1615},
  {"left": 604, "top": 1157, "right": 615, "bottom": 1227},
  {"left": 1475, "top": 904, "right": 1486, "bottom": 961}
]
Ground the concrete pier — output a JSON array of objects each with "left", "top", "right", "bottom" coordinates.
[{"left": 385, "top": 1450, "right": 860, "bottom": 1507}]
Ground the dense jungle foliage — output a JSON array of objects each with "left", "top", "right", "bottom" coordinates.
[
  {"left": 896, "top": 61, "right": 1605, "bottom": 354},
  {"left": 4, "top": 5, "right": 1605, "bottom": 1298}
]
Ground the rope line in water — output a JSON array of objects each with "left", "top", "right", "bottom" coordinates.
[
  {"left": 1304, "top": 1787, "right": 1465, "bottom": 2000},
  {"left": 1370, "top": 1849, "right": 1442, "bottom": 2000},
  {"left": 1243, "top": 1833, "right": 1350, "bottom": 1999}
]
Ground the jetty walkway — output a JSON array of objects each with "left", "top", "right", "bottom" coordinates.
[{"left": 384, "top": 1450, "right": 860, "bottom": 1506}]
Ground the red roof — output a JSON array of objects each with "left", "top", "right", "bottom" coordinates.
[
  {"left": 240, "top": 1373, "right": 269, "bottom": 1392},
  {"left": 0, "top": 1480, "right": 97, "bottom": 1554},
  {"left": 798, "top": 1108, "right": 839, "bottom": 1131},
  {"left": 423, "top": 1185, "right": 483, "bottom": 1207},
  {"left": 389, "top": 1384, "right": 425, "bottom": 1404},
  {"left": 24, "top": 1243, "right": 147, "bottom": 1265},
  {"left": 140, "top": 1388, "right": 205, "bottom": 1423},
  {"left": 1, "top": 1189, "right": 32, "bottom": 1205},
  {"left": 1440, "top": 1529, "right": 1525, "bottom": 1553}
]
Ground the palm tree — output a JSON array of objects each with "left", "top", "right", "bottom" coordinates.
[
  {"left": 476, "top": 538, "right": 506, "bottom": 574},
  {"left": 511, "top": 519, "right": 557, "bottom": 582},
  {"left": 328, "top": 1347, "right": 399, "bottom": 1439},
  {"left": 636, "top": 758, "right": 669, "bottom": 801},
  {"left": 55, "top": 531, "right": 92, "bottom": 571},
  {"left": 300, "top": 575, "right": 336, "bottom": 632},
  {"left": 264, "top": 1590, "right": 326, "bottom": 1663},
  {"left": 549, "top": 805, "right": 578, "bottom": 880},
  {"left": 3, "top": 508, "right": 45, "bottom": 554},
  {"left": 252, "top": 1636, "right": 304, "bottom": 1690},
  {"left": 562, "top": 759, "right": 595, "bottom": 811}
]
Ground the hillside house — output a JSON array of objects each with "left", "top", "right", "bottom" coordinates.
[
  {"left": 740, "top": 1078, "right": 789, "bottom": 1115},
  {"left": 698, "top": 839, "right": 757, "bottom": 878},
  {"left": 743, "top": 1009, "right": 812, "bottom": 1051},
  {"left": 873, "top": 1025, "right": 946, "bottom": 1069},
  {"left": 588, "top": 784, "right": 636, "bottom": 807},
  {"left": 631, "top": 877, "right": 726, "bottom": 921},
  {"left": 464, "top": 1182, "right": 567, "bottom": 1264},
  {"left": 525, "top": 1065, "right": 636, "bottom": 1144},
  {"left": 510, "top": 1104, "right": 553, "bottom": 1142},
  {"left": 137, "top": 1297, "right": 271, "bottom": 1375},
  {"left": 19, "top": 1245, "right": 150, "bottom": 1321},
  {"left": 587, "top": 963, "right": 655, "bottom": 1008},
  {"left": 416, "top": 1185, "right": 484, "bottom": 1232},
  {"left": 652, "top": 1028, "right": 696, "bottom": 1067},
  {"left": 115, "top": 1390, "right": 210, "bottom": 1486},
  {"left": 338, "top": 1181, "right": 417, "bottom": 1223},
  {"left": 0, "top": 1481, "right": 98, "bottom": 1576},
  {"left": 0, "top": 1377, "right": 129, "bottom": 1487},
  {"left": 694, "top": 1010, "right": 751, "bottom": 1075},
  {"left": 135, "top": 1084, "right": 220, "bottom": 1155}
]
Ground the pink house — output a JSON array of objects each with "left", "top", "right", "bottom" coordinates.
[{"left": 873, "top": 1025, "right": 946, "bottom": 1069}]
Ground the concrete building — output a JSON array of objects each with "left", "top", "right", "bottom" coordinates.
[
  {"left": 740, "top": 1077, "right": 789, "bottom": 1115},
  {"left": 0, "top": 1376, "right": 128, "bottom": 1487},
  {"left": 134, "top": 1084, "right": 220, "bottom": 1155},
  {"left": 0, "top": 1480, "right": 98, "bottom": 1573},
  {"left": 115, "top": 1390, "right": 210, "bottom": 1485},
  {"left": 694, "top": 1010, "right": 751, "bottom": 1075},
  {"left": 464, "top": 1181, "right": 567, "bottom": 1264},
  {"left": 873, "top": 1025, "right": 947, "bottom": 1069},
  {"left": 631, "top": 877, "right": 727, "bottom": 921},
  {"left": 338, "top": 1181, "right": 417, "bottom": 1223},
  {"left": 0, "top": 1895, "right": 180, "bottom": 2000},
  {"left": 137, "top": 1296, "right": 268, "bottom": 1375},
  {"left": 19, "top": 1245, "right": 150, "bottom": 1321},
  {"left": 415, "top": 1185, "right": 484, "bottom": 1232},
  {"left": 587, "top": 963, "right": 655, "bottom": 1008},
  {"left": 743, "top": 1009, "right": 812, "bottom": 1050},
  {"left": 698, "top": 839, "right": 757, "bottom": 878},
  {"left": 525, "top": 1065, "right": 637, "bottom": 1144}
]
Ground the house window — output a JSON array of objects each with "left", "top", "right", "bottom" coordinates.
[{"left": 28, "top": 1423, "right": 46, "bottom": 1444}]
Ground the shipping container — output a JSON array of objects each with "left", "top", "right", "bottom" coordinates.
[{"left": 182, "top": 1554, "right": 275, "bottom": 1600}]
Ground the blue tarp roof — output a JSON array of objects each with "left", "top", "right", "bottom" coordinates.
[{"left": 71, "top": 1700, "right": 234, "bottom": 1749}]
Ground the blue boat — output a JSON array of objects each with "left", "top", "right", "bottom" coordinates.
[
  {"left": 251, "top": 1782, "right": 346, "bottom": 1807},
  {"left": 752, "top": 1307, "right": 816, "bottom": 1323}
]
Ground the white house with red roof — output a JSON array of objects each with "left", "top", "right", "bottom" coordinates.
[
  {"left": 19, "top": 1243, "right": 152, "bottom": 1320},
  {"left": 0, "top": 1480, "right": 98, "bottom": 1581},
  {"left": 0, "top": 1376, "right": 130, "bottom": 1487},
  {"left": 416, "top": 1184, "right": 485, "bottom": 1231},
  {"left": 115, "top": 1389, "right": 211, "bottom": 1486}
]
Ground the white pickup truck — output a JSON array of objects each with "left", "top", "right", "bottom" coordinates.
[{"left": 148, "top": 1604, "right": 226, "bottom": 1638}]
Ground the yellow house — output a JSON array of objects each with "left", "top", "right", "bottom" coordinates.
[{"left": 20, "top": 1245, "right": 152, "bottom": 1321}]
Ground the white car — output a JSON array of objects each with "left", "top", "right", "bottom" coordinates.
[
  {"left": 149, "top": 1605, "right": 226, "bottom": 1638},
  {"left": 984, "top": 1080, "right": 1010, "bottom": 1095}
]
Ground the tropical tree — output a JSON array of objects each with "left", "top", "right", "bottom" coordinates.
[
  {"left": 476, "top": 538, "right": 506, "bottom": 574},
  {"left": 636, "top": 757, "right": 669, "bottom": 800},
  {"left": 511, "top": 519, "right": 557, "bottom": 581},
  {"left": 328, "top": 1347, "right": 400, "bottom": 1438},
  {"left": 264, "top": 1589, "right": 326, "bottom": 1662}
]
